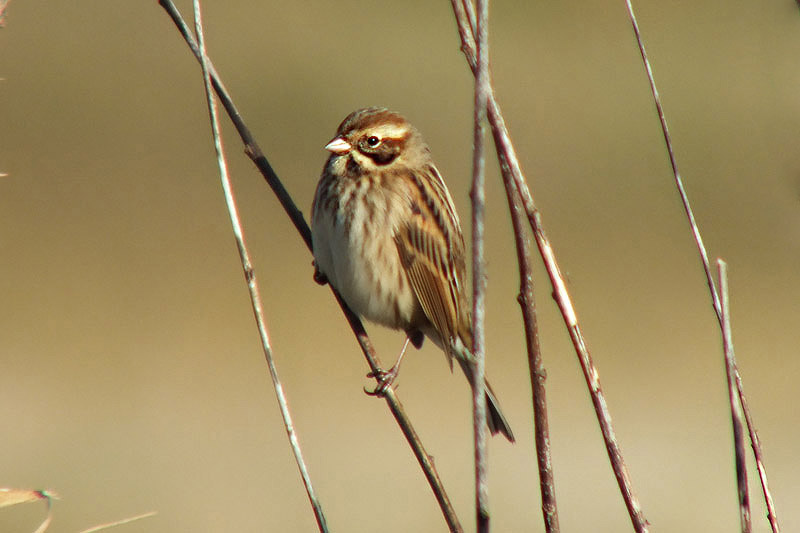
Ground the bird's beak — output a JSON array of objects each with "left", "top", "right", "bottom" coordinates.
[{"left": 325, "top": 136, "right": 352, "bottom": 154}]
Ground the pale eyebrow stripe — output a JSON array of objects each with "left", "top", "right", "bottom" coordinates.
[{"left": 372, "top": 123, "right": 409, "bottom": 139}]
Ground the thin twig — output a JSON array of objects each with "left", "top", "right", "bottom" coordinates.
[
  {"left": 502, "top": 164, "right": 559, "bottom": 532},
  {"left": 735, "top": 367, "right": 780, "bottom": 532},
  {"left": 623, "top": 0, "right": 721, "bottom": 324},
  {"left": 450, "top": 3, "right": 649, "bottom": 531},
  {"left": 158, "top": 2, "right": 462, "bottom": 531},
  {"left": 0, "top": 488, "right": 57, "bottom": 533},
  {"left": 190, "top": 2, "right": 328, "bottom": 531},
  {"left": 33, "top": 491, "right": 55, "bottom": 533},
  {"left": 78, "top": 511, "right": 158, "bottom": 533},
  {"left": 469, "top": 0, "right": 559, "bottom": 525},
  {"left": 332, "top": 291, "right": 462, "bottom": 533},
  {"left": 718, "top": 261, "right": 751, "bottom": 533},
  {"left": 159, "top": 0, "right": 310, "bottom": 247},
  {"left": 623, "top": 3, "right": 780, "bottom": 531},
  {"left": 469, "top": 0, "right": 490, "bottom": 531}
]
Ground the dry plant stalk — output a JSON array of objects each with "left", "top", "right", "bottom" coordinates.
[
  {"left": 77, "top": 511, "right": 158, "bottom": 533},
  {"left": 718, "top": 261, "right": 751, "bottom": 533},
  {"left": 503, "top": 160, "right": 560, "bottom": 532},
  {"left": 735, "top": 366, "right": 780, "bottom": 532},
  {"left": 469, "top": 0, "right": 491, "bottom": 531},
  {"left": 158, "top": 1, "right": 462, "bottom": 531},
  {"left": 451, "top": 1, "right": 647, "bottom": 531},
  {"left": 624, "top": 1, "right": 780, "bottom": 531},
  {"left": 189, "top": 1, "right": 328, "bottom": 530},
  {"left": 0, "top": 488, "right": 57, "bottom": 533}
]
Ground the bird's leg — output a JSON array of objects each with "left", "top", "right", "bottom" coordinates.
[{"left": 365, "top": 336, "right": 412, "bottom": 396}]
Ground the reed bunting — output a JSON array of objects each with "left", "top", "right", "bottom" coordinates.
[{"left": 311, "top": 107, "right": 514, "bottom": 442}]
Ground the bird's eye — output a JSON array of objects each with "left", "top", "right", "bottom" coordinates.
[{"left": 366, "top": 136, "right": 380, "bottom": 147}]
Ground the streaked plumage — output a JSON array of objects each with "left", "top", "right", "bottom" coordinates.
[{"left": 311, "top": 107, "right": 514, "bottom": 442}]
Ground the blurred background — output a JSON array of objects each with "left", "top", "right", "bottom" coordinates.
[{"left": 2, "top": 1, "right": 799, "bottom": 531}]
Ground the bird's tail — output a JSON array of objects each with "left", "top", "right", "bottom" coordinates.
[{"left": 456, "top": 358, "right": 515, "bottom": 443}]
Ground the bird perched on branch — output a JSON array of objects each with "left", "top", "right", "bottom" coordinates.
[{"left": 311, "top": 107, "right": 514, "bottom": 442}]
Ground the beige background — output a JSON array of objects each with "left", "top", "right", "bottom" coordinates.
[{"left": 2, "top": 1, "right": 799, "bottom": 531}]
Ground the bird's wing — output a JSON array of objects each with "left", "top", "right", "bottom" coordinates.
[
  {"left": 394, "top": 167, "right": 467, "bottom": 366},
  {"left": 395, "top": 219, "right": 459, "bottom": 365}
]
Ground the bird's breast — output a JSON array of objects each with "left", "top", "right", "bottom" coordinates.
[{"left": 312, "top": 176, "right": 420, "bottom": 331}]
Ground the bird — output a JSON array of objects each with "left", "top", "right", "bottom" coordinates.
[{"left": 311, "top": 107, "right": 514, "bottom": 442}]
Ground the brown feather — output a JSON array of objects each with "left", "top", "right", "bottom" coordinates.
[
  {"left": 395, "top": 220, "right": 457, "bottom": 368},
  {"left": 312, "top": 107, "right": 514, "bottom": 442}
]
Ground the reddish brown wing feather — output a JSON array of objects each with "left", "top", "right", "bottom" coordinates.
[
  {"left": 394, "top": 166, "right": 467, "bottom": 367},
  {"left": 395, "top": 220, "right": 457, "bottom": 365}
]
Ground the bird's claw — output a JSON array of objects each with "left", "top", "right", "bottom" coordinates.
[
  {"left": 312, "top": 262, "right": 328, "bottom": 286},
  {"left": 364, "top": 366, "right": 399, "bottom": 396}
]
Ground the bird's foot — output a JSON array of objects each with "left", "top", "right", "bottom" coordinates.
[
  {"left": 312, "top": 262, "right": 328, "bottom": 286},
  {"left": 364, "top": 365, "right": 400, "bottom": 396}
]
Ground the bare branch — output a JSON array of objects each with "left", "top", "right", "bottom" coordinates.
[
  {"left": 469, "top": 0, "right": 491, "bottom": 530},
  {"left": 450, "top": 4, "right": 649, "bottom": 532},
  {"left": 735, "top": 368, "right": 781, "bottom": 532},
  {"left": 158, "top": 2, "right": 462, "bottom": 530},
  {"left": 717, "top": 261, "right": 751, "bottom": 533},
  {"left": 624, "top": 2, "right": 780, "bottom": 530},
  {"left": 502, "top": 171, "right": 560, "bottom": 532},
  {"left": 332, "top": 290, "right": 464, "bottom": 533},
  {"left": 78, "top": 511, "right": 158, "bottom": 533},
  {"left": 623, "top": 1, "right": 721, "bottom": 323},
  {"left": 190, "top": 1, "right": 328, "bottom": 530},
  {"left": 0, "top": 488, "right": 57, "bottom": 533}
]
